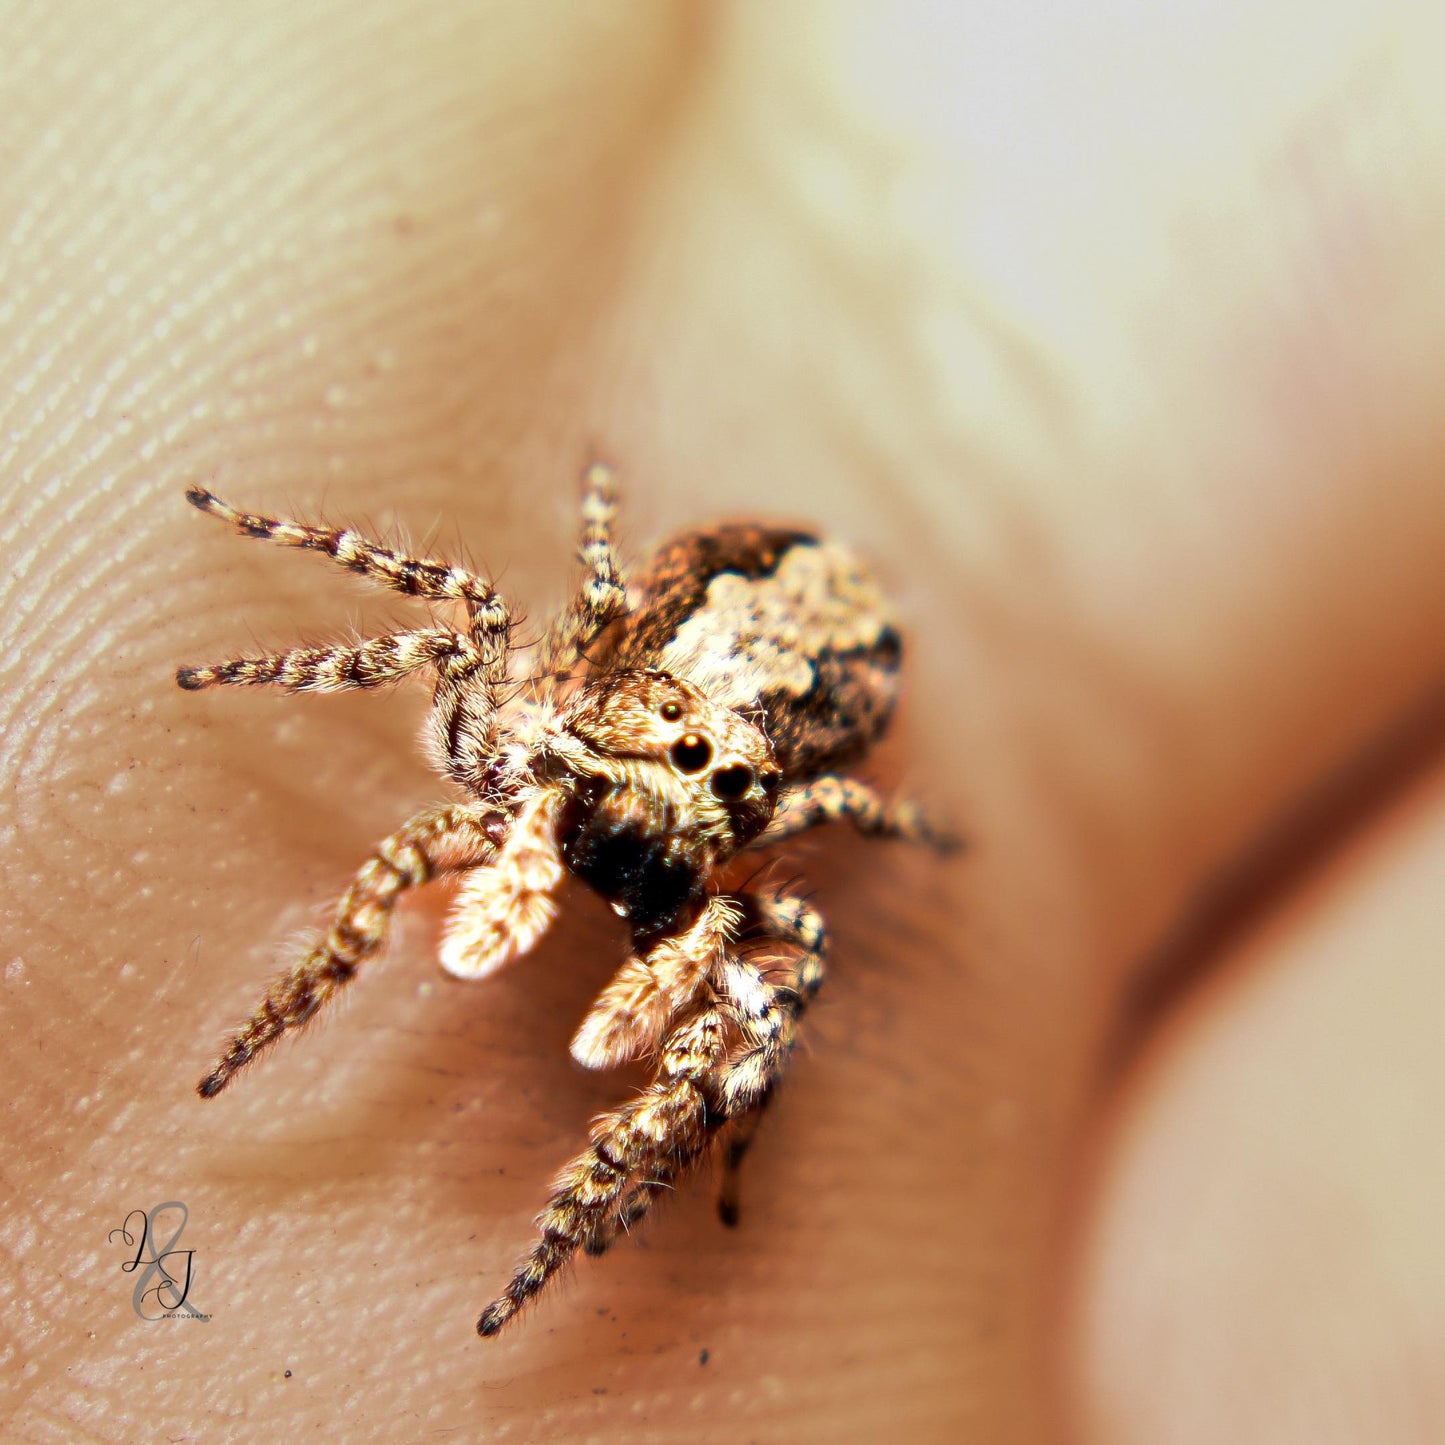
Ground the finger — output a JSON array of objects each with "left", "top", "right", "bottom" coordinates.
[
  {"left": 6, "top": 3, "right": 1445, "bottom": 1443},
  {"left": 1068, "top": 745, "right": 1445, "bottom": 1442}
]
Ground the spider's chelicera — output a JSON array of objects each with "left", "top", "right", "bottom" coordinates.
[{"left": 178, "top": 464, "right": 954, "bottom": 1337}]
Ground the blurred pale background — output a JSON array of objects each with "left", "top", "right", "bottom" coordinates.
[{"left": 3, "top": 2, "right": 1445, "bottom": 1441}]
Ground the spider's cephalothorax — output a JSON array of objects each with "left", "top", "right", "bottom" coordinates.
[
  {"left": 548, "top": 671, "right": 780, "bottom": 941},
  {"left": 178, "top": 465, "right": 954, "bottom": 1337}
]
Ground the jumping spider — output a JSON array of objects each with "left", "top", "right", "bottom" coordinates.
[{"left": 179, "top": 464, "right": 954, "bottom": 1336}]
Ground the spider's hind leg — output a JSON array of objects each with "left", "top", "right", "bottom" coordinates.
[
  {"left": 757, "top": 775, "right": 960, "bottom": 852},
  {"left": 536, "top": 463, "right": 628, "bottom": 692},
  {"left": 185, "top": 487, "right": 505, "bottom": 618},
  {"left": 182, "top": 487, "right": 520, "bottom": 787},
  {"left": 177, "top": 629, "right": 479, "bottom": 694}
]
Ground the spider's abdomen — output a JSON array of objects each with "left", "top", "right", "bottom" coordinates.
[{"left": 611, "top": 526, "right": 902, "bottom": 778}]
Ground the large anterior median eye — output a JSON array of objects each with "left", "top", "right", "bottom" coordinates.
[
  {"left": 669, "top": 733, "right": 712, "bottom": 773},
  {"left": 710, "top": 764, "right": 754, "bottom": 801}
]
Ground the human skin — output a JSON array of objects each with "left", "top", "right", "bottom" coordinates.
[{"left": 4, "top": 2, "right": 1445, "bottom": 1441}]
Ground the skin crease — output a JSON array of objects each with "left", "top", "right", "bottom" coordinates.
[{"left": 3, "top": 1, "right": 1445, "bottom": 1441}]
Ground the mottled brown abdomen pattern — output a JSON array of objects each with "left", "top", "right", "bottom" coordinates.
[{"left": 613, "top": 527, "right": 902, "bottom": 778}]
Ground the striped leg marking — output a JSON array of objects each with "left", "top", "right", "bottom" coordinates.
[
  {"left": 177, "top": 629, "right": 480, "bottom": 694},
  {"left": 536, "top": 463, "right": 628, "bottom": 691},
  {"left": 197, "top": 803, "right": 502, "bottom": 1098},
  {"left": 756, "top": 775, "right": 960, "bottom": 852},
  {"left": 714, "top": 890, "right": 829, "bottom": 1225},
  {"left": 477, "top": 1004, "right": 727, "bottom": 1337}
]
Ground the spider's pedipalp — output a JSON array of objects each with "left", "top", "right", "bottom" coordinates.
[
  {"left": 197, "top": 803, "right": 501, "bottom": 1098},
  {"left": 756, "top": 773, "right": 960, "bottom": 852},
  {"left": 536, "top": 463, "right": 628, "bottom": 692},
  {"left": 176, "top": 628, "right": 479, "bottom": 694},
  {"left": 567, "top": 953, "right": 668, "bottom": 1070},
  {"left": 569, "top": 895, "right": 739, "bottom": 1069},
  {"left": 438, "top": 789, "right": 566, "bottom": 980}
]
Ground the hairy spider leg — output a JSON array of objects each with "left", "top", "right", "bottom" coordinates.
[
  {"left": 536, "top": 463, "right": 629, "bottom": 692},
  {"left": 196, "top": 803, "right": 502, "bottom": 1098},
  {"left": 563, "top": 898, "right": 747, "bottom": 1260},
  {"left": 714, "top": 889, "right": 828, "bottom": 1226},
  {"left": 176, "top": 628, "right": 482, "bottom": 693},
  {"left": 183, "top": 487, "right": 515, "bottom": 787},
  {"left": 184, "top": 486, "right": 506, "bottom": 614},
  {"left": 715, "top": 1110, "right": 766, "bottom": 1229},
  {"left": 580, "top": 1179, "right": 657, "bottom": 1258},
  {"left": 477, "top": 1001, "right": 729, "bottom": 1337},
  {"left": 482, "top": 890, "right": 830, "bottom": 1318},
  {"left": 755, "top": 774, "right": 961, "bottom": 851},
  {"left": 560, "top": 899, "right": 743, "bottom": 1259}
]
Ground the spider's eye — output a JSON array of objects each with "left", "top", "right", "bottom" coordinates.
[
  {"left": 659, "top": 700, "right": 684, "bottom": 722},
  {"left": 761, "top": 770, "right": 781, "bottom": 795},
  {"left": 710, "top": 764, "right": 754, "bottom": 802},
  {"left": 669, "top": 733, "right": 712, "bottom": 773}
]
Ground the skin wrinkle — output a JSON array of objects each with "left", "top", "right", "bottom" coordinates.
[{"left": 5, "top": 3, "right": 1445, "bottom": 1443}]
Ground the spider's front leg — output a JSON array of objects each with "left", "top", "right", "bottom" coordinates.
[
  {"left": 477, "top": 892, "right": 828, "bottom": 1334},
  {"left": 543, "top": 878, "right": 826, "bottom": 1254},
  {"left": 578, "top": 888, "right": 829, "bottom": 1236},
  {"left": 477, "top": 1000, "right": 730, "bottom": 1337},
  {"left": 197, "top": 802, "right": 502, "bottom": 1098},
  {"left": 583, "top": 890, "right": 826, "bottom": 1242}
]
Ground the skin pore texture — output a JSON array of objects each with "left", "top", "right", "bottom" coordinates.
[{"left": 4, "top": 2, "right": 1445, "bottom": 1441}]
